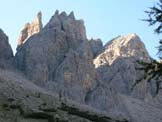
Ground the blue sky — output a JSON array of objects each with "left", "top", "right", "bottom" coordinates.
[{"left": 0, "top": 0, "right": 160, "bottom": 58}]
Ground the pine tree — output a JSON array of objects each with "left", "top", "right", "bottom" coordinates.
[{"left": 134, "top": 0, "right": 162, "bottom": 95}]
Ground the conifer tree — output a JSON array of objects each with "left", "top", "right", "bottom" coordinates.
[{"left": 134, "top": 0, "right": 162, "bottom": 95}]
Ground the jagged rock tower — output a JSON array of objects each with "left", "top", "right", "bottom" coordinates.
[
  {"left": 17, "top": 11, "right": 43, "bottom": 49},
  {"left": 14, "top": 11, "right": 97, "bottom": 103}
]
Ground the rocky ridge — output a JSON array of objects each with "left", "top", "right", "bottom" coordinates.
[{"left": 0, "top": 11, "right": 161, "bottom": 122}]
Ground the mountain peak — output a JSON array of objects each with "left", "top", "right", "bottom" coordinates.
[
  {"left": 36, "top": 11, "right": 42, "bottom": 22},
  {"left": 94, "top": 33, "right": 150, "bottom": 67},
  {"left": 17, "top": 11, "right": 43, "bottom": 49},
  {"left": 123, "top": 33, "right": 141, "bottom": 44},
  {"left": 69, "top": 11, "right": 75, "bottom": 19},
  {"left": 126, "top": 33, "right": 138, "bottom": 38},
  {"left": 44, "top": 10, "right": 86, "bottom": 40},
  {"left": 0, "top": 28, "right": 13, "bottom": 60}
]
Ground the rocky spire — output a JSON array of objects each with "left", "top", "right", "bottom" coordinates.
[
  {"left": 14, "top": 10, "right": 94, "bottom": 102},
  {"left": 0, "top": 29, "right": 13, "bottom": 60},
  {"left": 17, "top": 11, "right": 43, "bottom": 49},
  {"left": 34, "top": 11, "right": 43, "bottom": 29},
  {"left": 69, "top": 11, "right": 75, "bottom": 20},
  {"left": 44, "top": 10, "right": 86, "bottom": 40}
]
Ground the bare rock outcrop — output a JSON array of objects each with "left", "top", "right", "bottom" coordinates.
[
  {"left": 0, "top": 29, "right": 13, "bottom": 59},
  {"left": 92, "top": 34, "right": 151, "bottom": 99},
  {"left": 14, "top": 11, "right": 96, "bottom": 103},
  {"left": 11, "top": 11, "right": 162, "bottom": 122},
  {"left": 44, "top": 10, "right": 86, "bottom": 41},
  {"left": 86, "top": 34, "right": 151, "bottom": 111},
  {"left": 85, "top": 34, "right": 162, "bottom": 122},
  {"left": 89, "top": 38, "right": 103, "bottom": 58},
  {"left": 94, "top": 33, "right": 150, "bottom": 68},
  {"left": 17, "top": 11, "right": 43, "bottom": 48},
  {"left": 0, "top": 29, "right": 13, "bottom": 68}
]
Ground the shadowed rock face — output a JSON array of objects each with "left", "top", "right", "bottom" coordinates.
[
  {"left": 0, "top": 29, "right": 13, "bottom": 60},
  {"left": 14, "top": 11, "right": 97, "bottom": 103},
  {"left": 0, "top": 29, "right": 13, "bottom": 69},
  {"left": 17, "top": 11, "right": 43, "bottom": 49},
  {"left": 89, "top": 38, "right": 103, "bottom": 58}
]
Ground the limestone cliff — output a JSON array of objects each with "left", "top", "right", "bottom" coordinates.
[
  {"left": 0, "top": 29, "right": 13, "bottom": 60},
  {"left": 17, "top": 11, "right": 42, "bottom": 49},
  {"left": 14, "top": 11, "right": 96, "bottom": 103},
  {"left": 89, "top": 38, "right": 103, "bottom": 58},
  {"left": 85, "top": 34, "right": 162, "bottom": 122},
  {"left": 94, "top": 33, "right": 150, "bottom": 68},
  {"left": 0, "top": 29, "right": 13, "bottom": 69},
  {"left": 0, "top": 11, "right": 162, "bottom": 122},
  {"left": 93, "top": 33, "right": 151, "bottom": 98}
]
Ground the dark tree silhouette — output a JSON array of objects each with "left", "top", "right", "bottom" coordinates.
[{"left": 134, "top": 0, "right": 162, "bottom": 95}]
